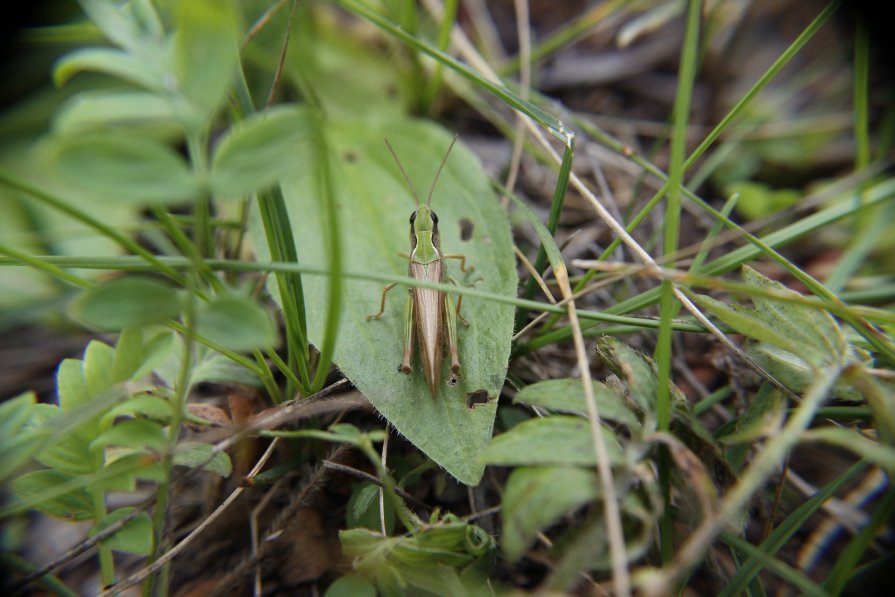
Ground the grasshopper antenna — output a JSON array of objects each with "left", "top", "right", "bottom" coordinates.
[
  {"left": 384, "top": 138, "right": 421, "bottom": 207},
  {"left": 427, "top": 135, "right": 458, "bottom": 207}
]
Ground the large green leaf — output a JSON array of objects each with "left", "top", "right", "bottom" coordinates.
[{"left": 256, "top": 117, "right": 516, "bottom": 484}]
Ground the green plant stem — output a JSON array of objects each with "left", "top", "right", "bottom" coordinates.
[
  {"left": 655, "top": 0, "right": 701, "bottom": 565},
  {"left": 92, "top": 489, "right": 115, "bottom": 586},
  {"left": 0, "top": 244, "right": 91, "bottom": 289},
  {"left": 360, "top": 437, "right": 416, "bottom": 532},
  {"left": 825, "top": 19, "right": 873, "bottom": 292},
  {"left": 145, "top": 295, "right": 196, "bottom": 597},
  {"left": 0, "top": 253, "right": 709, "bottom": 333},
  {"left": 186, "top": 132, "right": 213, "bottom": 258}
]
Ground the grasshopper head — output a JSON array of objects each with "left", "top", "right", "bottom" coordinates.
[{"left": 411, "top": 204, "right": 438, "bottom": 234}]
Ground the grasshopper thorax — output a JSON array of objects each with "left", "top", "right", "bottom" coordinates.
[{"left": 410, "top": 204, "right": 441, "bottom": 262}]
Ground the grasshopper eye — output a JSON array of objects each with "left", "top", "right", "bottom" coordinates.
[
  {"left": 431, "top": 211, "right": 439, "bottom": 224},
  {"left": 409, "top": 212, "right": 417, "bottom": 225}
]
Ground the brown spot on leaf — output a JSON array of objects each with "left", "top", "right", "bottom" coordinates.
[
  {"left": 459, "top": 217, "right": 474, "bottom": 241},
  {"left": 466, "top": 390, "right": 490, "bottom": 409}
]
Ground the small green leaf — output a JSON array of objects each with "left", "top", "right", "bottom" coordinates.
[
  {"left": 79, "top": 0, "right": 149, "bottom": 53},
  {"left": 513, "top": 378, "right": 640, "bottom": 429},
  {"left": 742, "top": 265, "right": 846, "bottom": 368},
  {"left": 70, "top": 277, "right": 181, "bottom": 332},
  {"left": 347, "top": 482, "right": 395, "bottom": 533},
  {"left": 695, "top": 293, "right": 805, "bottom": 358},
  {"left": 501, "top": 466, "right": 599, "bottom": 562},
  {"left": 720, "top": 385, "right": 785, "bottom": 445},
  {"left": 190, "top": 353, "right": 263, "bottom": 388},
  {"left": 90, "top": 419, "right": 167, "bottom": 452},
  {"left": 595, "top": 337, "right": 659, "bottom": 418},
  {"left": 172, "top": 0, "right": 239, "bottom": 125},
  {"left": 173, "top": 441, "right": 233, "bottom": 477},
  {"left": 54, "top": 90, "right": 176, "bottom": 132},
  {"left": 43, "top": 132, "right": 198, "bottom": 204},
  {"left": 131, "top": 331, "right": 177, "bottom": 381},
  {"left": 12, "top": 470, "right": 94, "bottom": 521},
  {"left": 482, "top": 416, "right": 623, "bottom": 467},
  {"left": 210, "top": 106, "right": 315, "bottom": 198},
  {"left": 196, "top": 295, "right": 277, "bottom": 352},
  {"left": 747, "top": 343, "right": 862, "bottom": 401},
  {"left": 54, "top": 47, "right": 164, "bottom": 90},
  {"left": 88, "top": 452, "right": 143, "bottom": 493},
  {"left": 36, "top": 432, "right": 94, "bottom": 476},
  {"left": 104, "top": 451, "right": 165, "bottom": 485},
  {"left": 726, "top": 180, "right": 800, "bottom": 220},
  {"left": 0, "top": 392, "right": 37, "bottom": 439},
  {"left": 101, "top": 394, "right": 173, "bottom": 427},
  {"left": 324, "top": 575, "right": 378, "bottom": 597},
  {"left": 84, "top": 340, "right": 115, "bottom": 398},
  {"left": 112, "top": 327, "right": 145, "bottom": 383},
  {"left": 56, "top": 358, "right": 90, "bottom": 412},
  {"left": 0, "top": 392, "right": 41, "bottom": 481},
  {"left": 90, "top": 507, "right": 153, "bottom": 555}
]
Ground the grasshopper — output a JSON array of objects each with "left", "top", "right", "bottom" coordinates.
[{"left": 367, "top": 137, "right": 472, "bottom": 398}]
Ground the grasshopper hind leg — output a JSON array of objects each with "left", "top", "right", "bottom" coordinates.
[
  {"left": 400, "top": 290, "right": 414, "bottom": 374},
  {"left": 445, "top": 292, "right": 460, "bottom": 387}
]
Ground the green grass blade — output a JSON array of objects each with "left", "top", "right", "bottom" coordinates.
[
  {"left": 309, "top": 127, "right": 342, "bottom": 392},
  {"left": 256, "top": 185, "right": 312, "bottom": 395},
  {"left": 720, "top": 531, "right": 827, "bottom": 596},
  {"left": 656, "top": 0, "right": 702, "bottom": 564},
  {"left": 515, "top": 141, "right": 574, "bottom": 329}
]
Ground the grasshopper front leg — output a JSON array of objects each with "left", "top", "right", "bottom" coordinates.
[
  {"left": 368, "top": 283, "right": 414, "bottom": 375},
  {"left": 444, "top": 253, "right": 473, "bottom": 274},
  {"left": 367, "top": 283, "right": 398, "bottom": 321}
]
